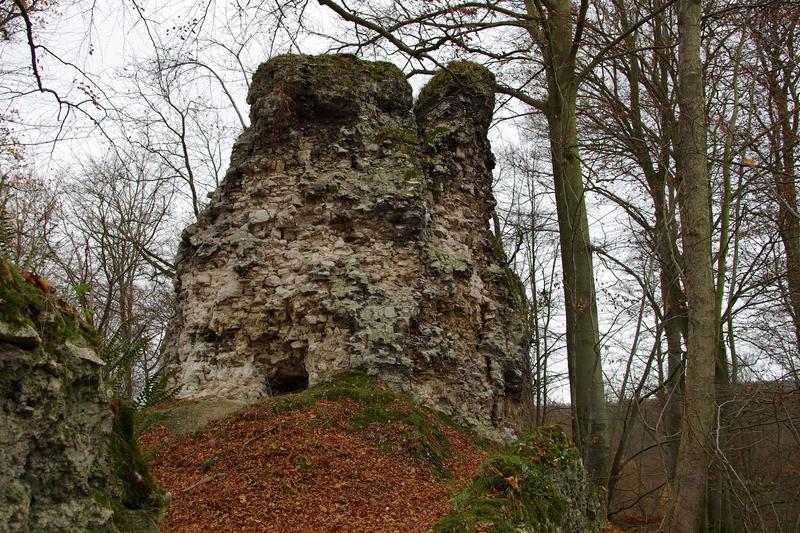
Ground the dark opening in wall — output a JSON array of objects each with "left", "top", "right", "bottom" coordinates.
[{"left": 267, "top": 358, "right": 309, "bottom": 395}]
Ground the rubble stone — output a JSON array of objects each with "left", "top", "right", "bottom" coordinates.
[{"left": 164, "top": 54, "right": 531, "bottom": 434}]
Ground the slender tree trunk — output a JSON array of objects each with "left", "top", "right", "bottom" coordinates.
[
  {"left": 752, "top": 7, "right": 800, "bottom": 387},
  {"left": 772, "top": 91, "right": 800, "bottom": 357},
  {"left": 534, "top": 0, "right": 611, "bottom": 490},
  {"left": 492, "top": 209, "right": 502, "bottom": 240},
  {"left": 528, "top": 227, "right": 544, "bottom": 427},
  {"left": 652, "top": 9, "right": 688, "bottom": 485},
  {"left": 618, "top": 8, "right": 686, "bottom": 481},
  {"left": 707, "top": 41, "right": 744, "bottom": 533},
  {"left": 664, "top": 0, "right": 718, "bottom": 529},
  {"left": 546, "top": 84, "right": 610, "bottom": 490}
]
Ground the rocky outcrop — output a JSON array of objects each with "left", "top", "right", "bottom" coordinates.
[
  {"left": 165, "top": 54, "right": 531, "bottom": 434},
  {"left": 0, "top": 261, "right": 160, "bottom": 532}
]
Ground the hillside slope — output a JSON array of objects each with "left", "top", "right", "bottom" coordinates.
[{"left": 139, "top": 373, "right": 604, "bottom": 532}]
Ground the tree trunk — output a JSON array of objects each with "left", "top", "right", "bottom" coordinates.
[
  {"left": 616, "top": 7, "right": 686, "bottom": 481},
  {"left": 545, "top": 86, "right": 610, "bottom": 493},
  {"left": 664, "top": 0, "right": 718, "bottom": 529},
  {"left": 751, "top": 4, "right": 800, "bottom": 388},
  {"left": 772, "top": 83, "right": 800, "bottom": 362},
  {"left": 535, "top": 0, "right": 611, "bottom": 490}
]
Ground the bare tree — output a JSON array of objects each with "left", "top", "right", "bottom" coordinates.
[
  {"left": 58, "top": 153, "right": 177, "bottom": 398},
  {"left": 662, "top": 0, "right": 718, "bottom": 527}
]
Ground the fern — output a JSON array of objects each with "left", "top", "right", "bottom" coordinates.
[
  {"left": 135, "top": 366, "right": 181, "bottom": 408},
  {"left": 99, "top": 320, "right": 148, "bottom": 395}
]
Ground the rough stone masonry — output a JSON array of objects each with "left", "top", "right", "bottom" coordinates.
[{"left": 164, "top": 54, "right": 531, "bottom": 434}]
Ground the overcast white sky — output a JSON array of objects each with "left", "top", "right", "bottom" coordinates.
[{"left": 6, "top": 0, "right": 784, "bottom": 403}]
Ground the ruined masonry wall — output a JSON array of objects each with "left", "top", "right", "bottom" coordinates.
[{"left": 165, "top": 54, "right": 531, "bottom": 434}]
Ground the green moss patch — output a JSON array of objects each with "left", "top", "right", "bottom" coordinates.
[
  {"left": 433, "top": 426, "right": 582, "bottom": 533},
  {"left": 93, "top": 490, "right": 163, "bottom": 533},
  {"left": 0, "top": 259, "right": 43, "bottom": 327},
  {"left": 107, "top": 399, "right": 165, "bottom": 531},
  {"left": 416, "top": 61, "right": 496, "bottom": 118},
  {"left": 109, "top": 400, "right": 160, "bottom": 506},
  {"left": 251, "top": 54, "right": 411, "bottom": 115},
  {"left": 266, "top": 53, "right": 405, "bottom": 88},
  {"left": 0, "top": 259, "right": 102, "bottom": 349},
  {"left": 487, "top": 234, "right": 528, "bottom": 310}
]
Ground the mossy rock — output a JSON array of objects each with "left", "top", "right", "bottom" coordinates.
[
  {"left": 109, "top": 400, "right": 163, "bottom": 509},
  {"left": 487, "top": 234, "right": 528, "bottom": 311},
  {"left": 433, "top": 425, "right": 605, "bottom": 533},
  {"left": 249, "top": 53, "right": 412, "bottom": 121},
  {"left": 100, "top": 400, "right": 165, "bottom": 532},
  {"left": 426, "top": 242, "right": 472, "bottom": 277},
  {"left": 415, "top": 61, "right": 496, "bottom": 126},
  {"left": 0, "top": 259, "right": 101, "bottom": 349},
  {"left": 0, "top": 259, "right": 164, "bottom": 532}
]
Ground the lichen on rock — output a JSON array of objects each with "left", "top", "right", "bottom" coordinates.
[
  {"left": 164, "top": 54, "right": 531, "bottom": 436},
  {"left": 0, "top": 260, "right": 162, "bottom": 532}
]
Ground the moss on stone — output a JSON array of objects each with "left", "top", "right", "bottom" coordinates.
[
  {"left": 0, "top": 259, "right": 44, "bottom": 328},
  {"left": 300, "top": 166, "right": 424, "bottom": 202},
  {"left": 487, "top": 234, "right": 527, "bottom": 311},
  {"left": 371, "top": 124, "right": 420, "bottom": 146},
  {"left": 403, "top": 167, "right": 425, "bottom": 181},
  {"left": 250, "top": 54, "right": 411, "bottom": 115},
  {"left": 0, "top": 259, "right": 103, "bottom": 351},
  {"left": 426, "top": 243, "right": 471, "bottom": 277},
  {"left": 415, "top": 61, "right": 496, "bottom": 119},
  {"left": 101, "top": 399, "right": 166, "bottom": 531},
  {"left": 503, "top": 268, "right": 528, "bottom": 310},
  {"left": 266, "top": 53, "right": 404, "bottom": 87},
  {"left": 434, "top": 497, "right": 516, "bottom": 532},
  {"left": 433, "top": 426, "right": 596, "bottom": 533},
  {"left": 487, "top": 233, "right": 507, "bottom": 263},
  {"left": 108, "top": 400, "right": 163, "bottom": 510},
  {"left": 420, "top": 124, "right": 454, "bottom": 147},
  {"left": 92, "top": 490, "right": 163, "bottom": 533},
  {"left": 0, "top": 259, "right": 165, "bottom": 532}
]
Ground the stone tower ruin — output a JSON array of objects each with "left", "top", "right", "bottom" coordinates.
[{"left": 164, "top": 54, "right": 531, "bottom": 433}]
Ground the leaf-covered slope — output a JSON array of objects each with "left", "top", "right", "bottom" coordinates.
[
  {"left": 139, "top": 373, "right": 604, "bottom": 532},
  {"left": 139, "top": 372, "right": 485, "bottom": 531}
]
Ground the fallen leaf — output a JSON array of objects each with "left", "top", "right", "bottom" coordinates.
[{"left": 505, "top": 475, "right": 520, "bottom": 492}]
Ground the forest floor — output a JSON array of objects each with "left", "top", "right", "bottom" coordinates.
[{"left": 137, "top": 374, "right": 487, "bottom": 532}]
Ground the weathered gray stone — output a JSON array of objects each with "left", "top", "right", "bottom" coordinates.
[
  {"left": 0, "top": 328, "right": 112, "bottom": 531},
  {"left": 164, "top": 54, "right": 531, "bottom": 434},
  {"left": 0, "top": 267, "right": 162, "bottom": 532},
  {"left": 0, "top": 321, "right": 40, "bottom": 349}
]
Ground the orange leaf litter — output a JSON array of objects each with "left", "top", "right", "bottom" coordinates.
[{"left": 140, "top": 399, "right": 486, "bottom": 532}]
